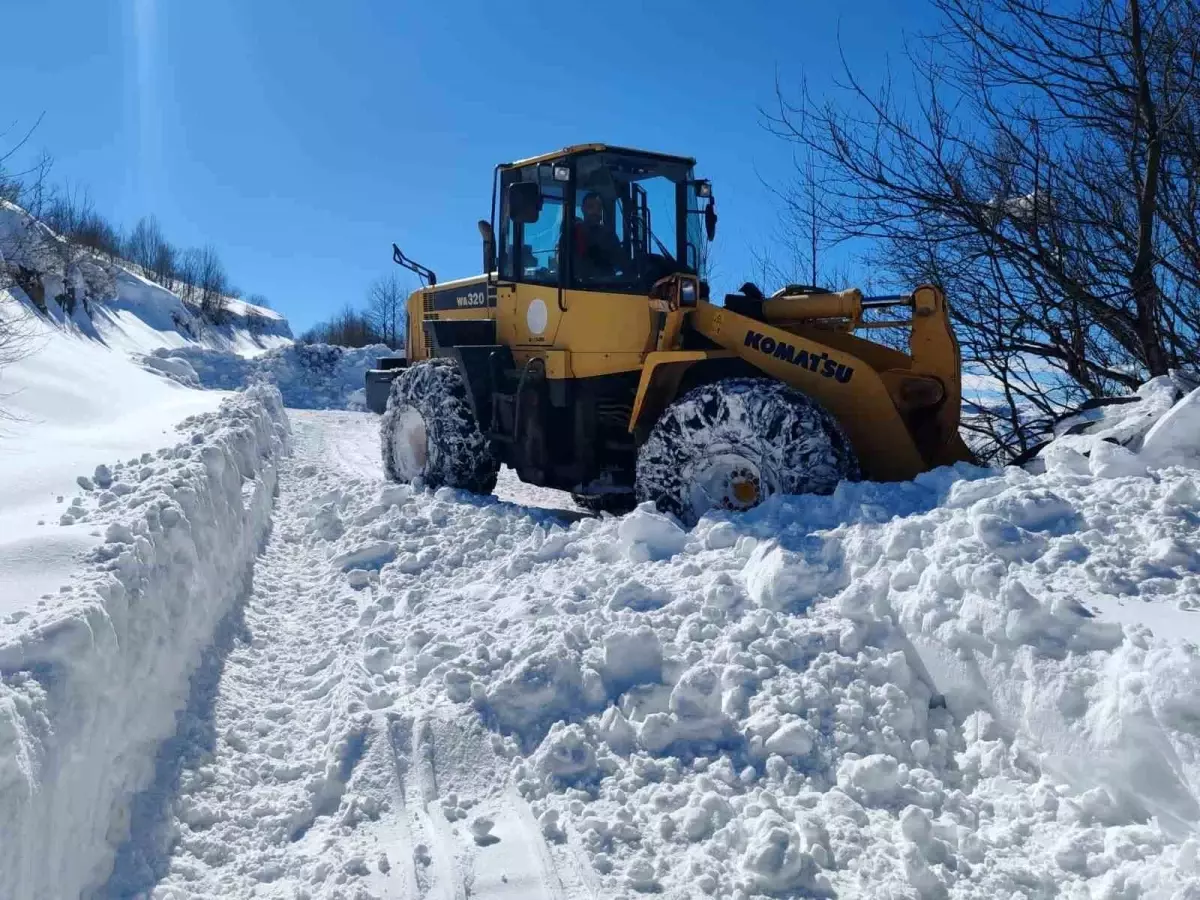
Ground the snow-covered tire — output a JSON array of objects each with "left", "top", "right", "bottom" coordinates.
[
  {"left": 380, "top": 358, "right": 498, "bottom": 494},
  {"left": 636, "top": 377, "right": 860, "bottom": 524}
]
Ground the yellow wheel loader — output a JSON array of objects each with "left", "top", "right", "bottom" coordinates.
[{"left": 368, "top": 143, "right": 974, "bottom": 523}]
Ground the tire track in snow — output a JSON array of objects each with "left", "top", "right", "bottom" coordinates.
[
  {"left": 387, "top": 712, "right": 582, "bottom": 900},
  {"left": 386, "top": 713, "right": 466, "bottom": 900}
]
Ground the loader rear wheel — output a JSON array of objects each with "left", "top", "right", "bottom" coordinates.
[
  {"left": 380, "top": 358, "right": 498, "bottom": 494},
  {"left": 635, "top": 377, "right": 859, "bottom": 525}
]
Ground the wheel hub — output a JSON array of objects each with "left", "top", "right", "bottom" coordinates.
[
  {"left": 731, "top": 477, "right": 759, "bottom": 506},
  {"left": 390, "top": 406, "right": 428, "bottom": 479},
  {"left": 688, "top": 453, "right": 768, "bottom": 518}
]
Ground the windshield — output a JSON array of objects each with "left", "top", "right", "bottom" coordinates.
[{"left": 572, "top": 151, "right": 697, "bottom": 293}]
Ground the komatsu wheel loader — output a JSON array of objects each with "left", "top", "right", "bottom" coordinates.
[{"left": 367, "top": 143, "right": 974, "bottom": 523}]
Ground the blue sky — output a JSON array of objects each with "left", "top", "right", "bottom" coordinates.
[{"left": 0, "top": 0, "right": 934, "bottom": 331}]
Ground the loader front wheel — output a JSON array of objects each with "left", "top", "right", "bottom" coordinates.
[
  {"left": 380, "top": 359, "right": 498, "bottom": 494},
  {"left": 635, "top": 378, "right": 859, "bottom": 525}
]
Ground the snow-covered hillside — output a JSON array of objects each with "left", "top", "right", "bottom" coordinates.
[
  {"left": 0, "top": 199, "right": 293, "bottom": 357},
  {"left": 2, "top": 347, "right": 1200, "bottom": 899}
]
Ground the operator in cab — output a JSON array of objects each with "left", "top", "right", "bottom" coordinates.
[{"left": 573, "top": 191, "right": 623, "bottom": 280}]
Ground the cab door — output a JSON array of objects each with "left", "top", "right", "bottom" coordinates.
[{"left": 498, "top": 161, "right": 568, "bottom": 348}]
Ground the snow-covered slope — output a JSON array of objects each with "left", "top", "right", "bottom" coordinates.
[
  {"left": 0, "top": 199, "right": 293, "bottom": 358},
  {"left": 0, "top": 293, "right": 234, "bottom": 608},
  {"left": 92, "top": 266, "right": 292, "bottom": 357}
]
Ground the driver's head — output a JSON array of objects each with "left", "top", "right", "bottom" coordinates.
[{"left": 581, "top": 192, "right": 604, "bottom": 226}]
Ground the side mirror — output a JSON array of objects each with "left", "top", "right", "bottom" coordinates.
[
  {"left": 477, "top": 220, "right": 496, "bottom": 274},
  {"left": 508, "top": 181, "right": 542, "bottom": 224},
  {"left": 704, "top": 198, "right": 718, "bottom": 243}
]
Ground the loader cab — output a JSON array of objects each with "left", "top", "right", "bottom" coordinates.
[{"left": 494, "top": 145, "right": 713, "bottom": 297}]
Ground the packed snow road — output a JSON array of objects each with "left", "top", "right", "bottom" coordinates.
[
  {"left": 119, "top": 410, "right": 596, "bottom": 899},
  {"left": 98, "top": 407, "right": 1200, "bottom": 899}
]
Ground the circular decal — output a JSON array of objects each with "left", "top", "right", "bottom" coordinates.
[{"left": 526, "top": 298, "right": 549, "bottom": 335}]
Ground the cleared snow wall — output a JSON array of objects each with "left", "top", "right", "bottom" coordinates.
[
  {"left": 147, "top": 342, "right": 391, "bottom": 410},
  {"left": 0, "top": 385, "right": 291, "bottom": 900}
]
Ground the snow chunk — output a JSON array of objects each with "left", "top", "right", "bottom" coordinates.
[
  {"left": 1141, "top": 385, "right": 1200, "bottom": 467},
  {"left": 533, "top": 723, "right": 599, "bottom": 784},
  {"left": 743, "top": 541, "right": 840, "bottom": 612},
  {"left": 480, "top": 644, "right": 592, "bottom": 738},
  {"left": 601, "top": 627, "right": 663, "bottom": 693},
  {"left": 837, "top": 754, "right": 904, "bottom": 807},
  {"left": 764, "top": 717, "right": 816, "bottom": 756},
  {"left": 739, "top": 811, "right": 830, "bottom": 894},
  {"left": 331, "top": 541, "right": 398, "bottom": 571},
  {"left": 617, "top": 502, "right": 687, "bottom": 560}
]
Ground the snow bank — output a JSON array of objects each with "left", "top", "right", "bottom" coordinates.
[
  {"left": 148, "top": 342, "right": 390, "bottom": 410},
  {"left": 0, "top": 385, "right": 290, "bottom": 900},
  {"left": 1030, "top": 372, "right": 1199, "bottom": 472}
]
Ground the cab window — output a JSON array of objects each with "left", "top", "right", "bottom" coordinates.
[
  {"left": 571, "top": 151, "right": 692, "bottom": 294},
  {"left": 500, "top": 163, "right": 566, "bottom": 287}
]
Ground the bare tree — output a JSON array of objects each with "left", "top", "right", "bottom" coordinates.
[
  {"left": 195, "top": 245, "right": 228, "bottom": 324},
  {"left": 125, "top": 216, "right": 174, "bottom": 282},
  {"left": 0, "top": 115, "right": 48, "bottom": 212},
  {"left": 40, "top": 184, "right": 123, "bottom": 262},
  {"left": 151, "top": 238, "right": 176, "bottom": 286},
  {"left": 300, "top": 304, "right": 384, "bottom": 347},
  {"left": 766, "top": 0, "right": 1200, "bottom": 461},
  {"left": 174, "top": 247, "right": 201, "bottom": 305},
  {"left": 366, "top": 273, "right": 408, "bottom": 348},
  {"left": 247, "top": 292, "right": 271, "bottom": 309},
  {"left": 0, "top": 116, "right": 43, "bottom": 409},
  {"left": 1, "top": 134, "right": 52, "bottom": 304},
  {"left": 0, "top": 302, "right": 37, "bottom": 420}
]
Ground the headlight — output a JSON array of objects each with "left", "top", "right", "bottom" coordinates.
[{"left": 680, "top": 280, "right": 697, "bottom": 306}]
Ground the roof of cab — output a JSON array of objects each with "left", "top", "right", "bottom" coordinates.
[{"left": 500, "top": 144, "right": 696, "bottom": 169}]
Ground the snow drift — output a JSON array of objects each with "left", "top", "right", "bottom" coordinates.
[
  {"left": 147, "top": 342, "right": 391, "bottom": 410},
  {"left": 0, "top": 385, "right": 290, "bottom": 900}
]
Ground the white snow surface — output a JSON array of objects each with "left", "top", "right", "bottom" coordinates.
[
  {"left": 4, "top": 358, "right": 1200, "bottom": 898},
  {"left": 0, "top": 384, "right": 290, "bottom": 900},
  {"left": 0, "top": 293, "right": 236, "bottom": 611},
  {"left": 147, "top": 342, "right": 393, "bottom": 410},
  {"left": 106, "top": 403, "right": 1200, "bottom": 900}
]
